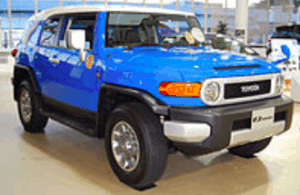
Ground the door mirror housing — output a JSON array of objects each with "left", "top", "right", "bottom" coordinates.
[
  {"left": 67, "top": 30, "right": 86, "bottom": 62},
  {"left": 281, "top": 44, "right": 291, "bottom": 59},
  {"left": 272, "top": 44, "right": 291, "bottom": 66}
]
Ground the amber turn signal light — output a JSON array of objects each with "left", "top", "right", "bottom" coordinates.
[{"left": 159, "top": 82, "right": 202, "bottom": 97}]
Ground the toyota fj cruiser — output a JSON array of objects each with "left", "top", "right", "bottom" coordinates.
[{"left": 12, "top": 5, "right": 294, "bottom": 189}]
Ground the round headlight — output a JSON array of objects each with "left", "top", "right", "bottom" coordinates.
[
  {"left": 276, "top": 75, "right": 284, "bottom": 94},
  {"left": 202, "top": 82, "right": 220, "bottom": 102}
]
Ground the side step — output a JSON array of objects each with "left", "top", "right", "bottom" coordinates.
[{"left": 41, "top": 110, "right": 97, "bottom": 137}]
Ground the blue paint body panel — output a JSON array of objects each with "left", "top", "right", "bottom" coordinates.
[
  {"left": 16, "top": 11, "right": 282, "bottom": 110},
  {"left": 101, "top": 46, "right": 280, "bottom": 106}
]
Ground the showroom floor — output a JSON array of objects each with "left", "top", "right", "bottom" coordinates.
[{"left": 1, "top": 72, "right": 300, "bottom": 195}]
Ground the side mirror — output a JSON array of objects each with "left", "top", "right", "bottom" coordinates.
[
  {"left": 281, "top": 44, "right": 291, "bottom": 59},
  {"left": 271, "top": 44, "right": 291, "bottom": 66},
  {"left": 67, "top": 30, "right": 86, "bottom": 62}
]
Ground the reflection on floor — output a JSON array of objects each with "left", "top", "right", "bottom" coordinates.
[{"left": 0, "top": 73, "right": 299, "bottom": 195}]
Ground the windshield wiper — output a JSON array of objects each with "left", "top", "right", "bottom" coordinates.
[
  {"left": 123, "top": 43, "right": 170, "bottom": 51},
  {"left": 123, "top": 43, "right": 198, "bottom": 51},
  {"left": 123, "top": 43, "right": 147, "bottom": 51}
]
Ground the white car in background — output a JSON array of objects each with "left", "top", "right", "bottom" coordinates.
[{"left": 267, "top": 24, "right": 300, "bottom": 100}]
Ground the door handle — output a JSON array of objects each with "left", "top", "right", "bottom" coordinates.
[{"left": 49, "top": 58, "right": 60, "bottom": 64}]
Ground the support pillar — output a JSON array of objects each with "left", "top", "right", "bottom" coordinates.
[
  {"left": 0, "top": 18, "right": 2, "bottom": 49},
  {"left": 191, "top": 0, "right": 194, "bottom": 13},
  {"left": 176, "top": 0, "right": 180, "bottom": 31},
  {"left": 8, "top": 0, "right": 13, "bottom": 48},
  {"left": 266, "top": 0, "right": 270, "bottom": 42},
  {"left": 236, "top": 0, "right": 249, "bottom": 44},
  {"left": 35, "top": 0, "right": 38, "bottom": 14},
  {"left": 204, "top": 0, "right": 208, "bottom": 33},
  {"left": 160, "top": 0, "right": 163, "bottom": 8}
]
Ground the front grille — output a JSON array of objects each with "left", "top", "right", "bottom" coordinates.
[{"left": 225, "top": 80, "right": 271, "bottom": 99}]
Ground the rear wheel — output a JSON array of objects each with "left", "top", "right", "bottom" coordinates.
[
  {"left": 105, "top": 102, "right": 168, "bottom": 188},
  {"left": 17, "top": 80, "right": 48, "bottom": 133},
  {"left": 228, "top": 137, "right": 272, "bottom": 157}
]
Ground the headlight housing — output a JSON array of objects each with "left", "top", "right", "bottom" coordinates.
[
  {"left": 276, "top": 74, "right": 284, "bottom": 94},
  {"left": 202, "top": 82, "right": 221, "bottom": 103}
]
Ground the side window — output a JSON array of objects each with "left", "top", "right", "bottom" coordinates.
[
  {"left": 40, "top": 16, "right": 62, "bottom": 47},
  {"left": 27, "top": 25, "right": 42, "bottom": 47},
  {"left": 22, "top": 17, "right": 39, "bottom": 45},
  {"left": 59, "top": 14, "right": 96, "bottom": 50}
]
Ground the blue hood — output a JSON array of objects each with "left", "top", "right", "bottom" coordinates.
[{"left": 103, "top": 47, "right": 281, "bottom": 106}]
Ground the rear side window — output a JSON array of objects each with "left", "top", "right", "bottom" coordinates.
[
  {"left": 21, "top": 15, "right": 39, "bottom": 45},
  {"left": 40, "top": 16, "right": 63, "bottom": 47},
  {"left": 27, "top": 24, "right": 42, "bottom": 47}
]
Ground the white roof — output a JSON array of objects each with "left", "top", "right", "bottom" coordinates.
[{"left": 36, "top": 5, "right": 195, "bottom": 20}]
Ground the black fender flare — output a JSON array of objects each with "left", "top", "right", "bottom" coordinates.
[
  {"left": 12, "top": 64, "right": 41, "bottom": 101},
  {"left": 96, "top": 83, "right": 169, "bottom": 137}
]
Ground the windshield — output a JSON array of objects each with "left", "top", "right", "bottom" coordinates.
[{"left": 106, "top": 12, "right": 204, "bottom": 47}]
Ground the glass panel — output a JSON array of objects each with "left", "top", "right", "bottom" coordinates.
[
  {"left": 59, "top": 14, "right": 96, "bottom": 50},
  {"left": 107, "top": 12, "right": 203, "bottom": 47},
  {"left": 27, "top": 25, "right": 42, "bottom": 46},
  {"left": 40, "top": 17, "right": 61, "bottom": 47}
]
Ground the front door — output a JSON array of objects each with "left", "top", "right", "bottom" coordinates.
[{"left": 52, "top": 13, "right": 102, "bottom": 112}]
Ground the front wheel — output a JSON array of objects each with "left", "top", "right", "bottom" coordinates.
[
  {"left": 228, "top": 137, "right": 272, "bottom": 157},
  {"left": 105, "top": 103, "right": 168, "bottom": 188}
]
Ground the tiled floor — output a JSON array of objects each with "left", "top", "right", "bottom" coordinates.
[{"left": 1, "top": 72, "right": 299, "bottom": 195}]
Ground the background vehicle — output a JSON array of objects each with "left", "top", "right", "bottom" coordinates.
[
  {"left": 205, "top": 33, "right": 261, "bottom": 56},
  {"left": 267, "top": 24, "right": 300, "bottom": 60}
]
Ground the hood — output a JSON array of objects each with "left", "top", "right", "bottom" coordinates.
[
  {"left": 107, "top": 46, "right": 280, "bottom": 82},
  {"left": 103, "top": 46, "right": 281, "bottom": 107}
]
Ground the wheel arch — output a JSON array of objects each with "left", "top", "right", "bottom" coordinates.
[
  {"left": 96, "top": 83, "right": 169, "bottom": 138},
  {"left": 12, "top": 64, "right": 41, "bottom": 101}
]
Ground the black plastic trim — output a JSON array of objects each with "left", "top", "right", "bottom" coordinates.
[
  {"left": 43, "top": 96, "right": 97, "bottom": 121},
  {"left": 12, "top": 64, "right": 41, "bottom": 101},
  {"left": 12, "top": 64, "right": 40, "bottom": 93},
  {"left": 100, "top": 83, "right": 169, "bottom": 115},
  {"left": 214, "top": 65, "right": 261, "bottom": 70},
  {"left": 169, "top": 96, "right": 294, "bottom": 156},
  {"left": 96, "top": 83, "right": 169, "bottom": 138}
]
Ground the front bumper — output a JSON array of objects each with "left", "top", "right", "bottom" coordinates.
[{"left": 164, "top": 96, "right": 294, "bottom": 156}]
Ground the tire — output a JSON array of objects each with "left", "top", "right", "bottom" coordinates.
[
  {"left": 228, "top": 137, "right": 272, "bottom": 157},
  {"left": 105, "top": 102, "right": 168, "bottom": 188},
  {"left": 17, "top": 80, "right": 48, "bottom": 133}
]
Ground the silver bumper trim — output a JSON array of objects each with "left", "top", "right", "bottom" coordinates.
[
  {"left": 163, "top": 121, "right": 211, "bottom": 143},
  {"left": 164, "top": 121, "right": 286, "bottom": 146},
  {"left": 228, "top": 121, "right": 285, "bottom": 148}
]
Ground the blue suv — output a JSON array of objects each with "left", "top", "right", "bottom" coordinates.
[{"left": 12, "top": 5, "right": 294, "bottom": 189}]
